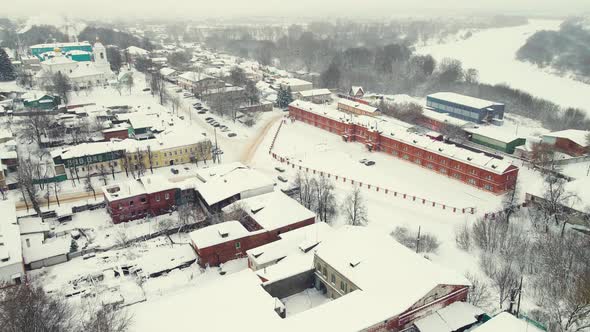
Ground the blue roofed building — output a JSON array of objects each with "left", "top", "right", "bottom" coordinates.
[
  {"left": 427, "top": 92, "right": 505, "bottom": 125},
  {"left": 30, "top": 41, "right": 93, "bottom": 62}
]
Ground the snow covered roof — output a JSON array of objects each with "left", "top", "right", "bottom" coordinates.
[
  {"left": 126, "top": 46, "right": 149, "bottom": 55},
  {"left": 102, "top": 175, "right": 178, "bottom": 201},
  {"left": 414, "top": 301, "right": 484, "bottom": 332},
  {"left": 69, "top": 63, "right": 106, "bottom": 78},
  {"left": 22, "top": 236, "right": 70, "bottom": 264},
  {"left": 338, "top": 98, "right": 379, "bottom": 114},
  {"left": 30, "top": 41, "right": 91, "bottom": 49},
  {"left": 133, "top": 245, "right": 196, "bottom": 277},
  {"left": 66, "top": 50, "right": 92, "bottom": 56},
  {"left": 248, "top": 223, "right": 333, "bottom": 280},
  {"left": 465, "top": 124, "right": 524, "bottom": 144},
  {"left": 428, "top": 92, "right": 503, "bottom": 109},
  {"left": 202, "top": 86, "right": 244, "bottom": 95},
  {"left": 290, "top": 100, "right": 515, "bottom": 174},
  {"left": 193, "top": 162, "right": 275, "bottom": 206},
  {"left": 42, "top": 55, "right": 77, "bottom": 66},
  {"left": 159, "top": 67, "right": 176, "bottom": 77},
  {"left": 285, "top": 226, "right": 470, "bottom": 331},
  {"left": 472, "top": 312, "right": 545, "bottom": 332},
  {"left": 0, "top": 201, "right": 22, "bottom": 272},
  {"left": 178, "top": 71, "right": 214, "bottom": 83},
  {"left": 130, "top": 270, "right": 282, "bottom": 332},
  {"left": 224, "top": 191, "right": 315, "bottom": 232},
  {"left": 542, "top": 129, "right": 590, "bottom": 147},
  {"left": 54, "top": 130, "right": 208, "bottom": 161},
  {"left": 18, "top": 217, "right": 50, "bottom": 235},
  {"left": 278, "top": 78, "right": 312, "bottom": 87},
  {"left": 298, "top": 89, "right": 332, "bottom": 97},
  {"left": 350, "top": 86, "right": 364, "bottom": 95},
  {"left": 189, "top": 220, "right": 254, "bottom": 249}
]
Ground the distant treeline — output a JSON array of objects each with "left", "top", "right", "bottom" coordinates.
[
  {"left": 517, "top": 18, "right": 590, "bottom": 81},
  {"left": 78, "top": 26, "right": 154, "bottom": 51},
  {"left": 0, "top": 25, "right": 69, "bottom": 49}
]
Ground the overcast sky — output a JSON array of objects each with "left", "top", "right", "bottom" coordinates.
[{"left": 4, "top": 0, "right": 589, "bottom": 20}]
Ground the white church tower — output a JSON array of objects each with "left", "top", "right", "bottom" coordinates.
[{"left": 93, "top": 38, "right": 110, "bottom": 72}]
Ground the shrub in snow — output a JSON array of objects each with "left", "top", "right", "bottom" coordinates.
[
  {"left": 391, "top": 226, "right": 440, "bottom": 254},
  {"left": 455, "top": 222, "right": 471, "bottom": 251}
]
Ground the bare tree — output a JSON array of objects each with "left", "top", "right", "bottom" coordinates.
[
  {"left": 168, "top": 93, "right": 182, "bottom": 116},
  {"left": 17, "top": 158, "right": 41, "bottom": 215},
  {"left": 98, "top": 164, "right": 109, "bottom": 186},
  {"left": 54, "top": 181, "right": 62, "bottom": 206},
  {"left": 176, "top": 202, "right": 200, "bottom": 233},
  {"left": 502, "top": 180, "right": 521, "bottom": 223},
  {"left": 314, "top": 176, "right": 337, "bottom": 223},
  {"left": 0, "top": 283, "right": 77, "bottom": 332},
  {"left": 465, "top": 272, "right": 492, "bottom": 309},
  {"left": 81, "top": 304, "right": 133, "bottom": 332},
  {"left": 541, "top": 173, "right": 578, "bottom": 236},
  {"left": 491, "top": 261, "right": 520, "bottom": 309},
  {"left": 146, "top": 145, "right": 154, "bottom": 174},
  {"left": 124, "top": 74, "right": 134, "bottom": 94},
  {"left": 134, "top": 148, "right": 147, "bottom": 177},
  {"left": 455, "top": 221, "right": 472, "bottom": 251},
  {"left": 293, "top": 171, "right": 317, "bottom": 212},
  {"left": 19, "top": 114, "right": 52, "bottom": 146},
  {"left": 83, "top": 171, "right": 97, "bottom": 200},
  {"left": 343, "top": 186, "right": 368, "bottom": 226}
]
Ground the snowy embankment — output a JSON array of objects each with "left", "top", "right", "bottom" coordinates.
[{"left": 416, "top": 19, "right": 590, "bottom": 115}]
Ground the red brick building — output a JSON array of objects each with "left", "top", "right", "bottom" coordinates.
[
  {"left": 102, "top": 127, "right": 130, "bottom": 141},
  {"left": 541, "top": 130, "right": 590, "bottom": 157},
  {"left": 190, "top": 191, "right": 316, "bottom": 267},
  {"left": 289, "top": 101, "right": 518, "bottom": 194},
  {"left": 102, "top": 175, "right": 179, "bottom": 223}
]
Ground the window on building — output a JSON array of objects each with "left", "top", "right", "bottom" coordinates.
[
  {"left": 453, "top": 173, "right": 461, "bottom": 179},
  {"left": 140, "top": 197, "right": 147, "bottom": 204},
  {"left": 340, "top": 281, "right": 347, "bottom": 293},
  {"left": 441, "top": 159, "right": 447, "bottom": 165},
  {"left": 235, "top": 242, "right": 241, "bottom": 249},
  {"left": 322, "top": 266, "right": 327, "bottom": 276},
  {"left": 440, "top": 168, "right": 447, "bottom": 174},
  {"left": 403, "top": 154, "right": 409, "bottom": 160},
  {"left": 468, "top": 178, "right": 476, "bottom": 185},
  {"left": 129, "top": 201, "right": 134, "bottom": 206},
  {"left": 470, "top": 169, "right": 477, "bottom": 175},
  {"left": 484, "top": 184, "right": 493, "bottom": 191},
  {"left": 165, "top": 193, "right": 170, "bottom": 200},
  {"left": 118, "top": 204, "right": 122, "bottom": 210},
  {"left": 331, "top": 274, "right": 336, "bottom": 285},
  {"left": 155, "top": 195, "right": 160, "bottom": 202},
  {"left": 486, "top": 175, "right": 492, "bottom": 180}
]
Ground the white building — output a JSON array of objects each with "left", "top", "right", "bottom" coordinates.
[
  {"left": 0, "top": 201, "right": 25, "bottom": 285},
  {"left": 278, "top": 78, "right": 313, "bottom": 92},
  {"left": 35, "top": 41, "right": 115, "bottom": 89}
]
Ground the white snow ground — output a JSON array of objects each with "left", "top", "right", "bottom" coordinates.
[{"left": 417, "top": 19, "right": 590, "bottom": 114}]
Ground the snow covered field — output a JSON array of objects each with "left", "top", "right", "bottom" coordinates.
[{"left": 417, "top": 19, "right": 590, "bottom": 114}]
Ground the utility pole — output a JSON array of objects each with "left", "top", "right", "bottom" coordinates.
[{"left": 516, "top": 275, "right": 523, "bottom": 316}]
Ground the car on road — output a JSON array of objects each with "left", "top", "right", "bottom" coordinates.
[
  {"left": 228, "top": 133, "right": 237, "bottom": 137},
  {"left": 213, "top": 123, "right": 221, "bottom": 128},
  {"left": 359, "top": 158, "right": 368, "bottom": 164},
  {"left": 198, "top": 110, "right": 207, "bottom": 114},
  {"left": 275, "top": 167, "right": 285, "bottom": 172},
  {"left": 205, "top": 117, "right": 213, "bottom": 121},
  {"left": 277, "top": 175, "right": 288, "bottom": 183},
  {"left": 142, "top": 88, "right": 150, "bottom": 92},
  {"left": 364, "top": 161, "right": 375, "bottom": 166},
  {"left": 171, "top": 168, "right": 179, "bottom": 174}
]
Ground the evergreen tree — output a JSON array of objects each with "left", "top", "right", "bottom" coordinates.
[
  {"left": 277, "top": 86, "right": 295, "bottom": 108},
  {"left": 0, "top": 48, "right": 16, "bottom": 81},
  {"left": 70, "top": 239, "right": 79, "bottom": 253}
]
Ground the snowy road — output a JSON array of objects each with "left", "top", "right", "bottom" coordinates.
[{"left": 417, "top": 19, "right": 590, "bottom": 114}]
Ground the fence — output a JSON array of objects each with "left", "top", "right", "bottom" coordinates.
[{"left": 270, "top": 152, "right": 476, "bottom": 215}]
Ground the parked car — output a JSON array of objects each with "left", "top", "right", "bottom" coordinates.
[
  {"left": 171, "top": 168, "right": 179, "bottom": 174},
  {"left": 364, "top": 161, "right": 375, "bottom": 166},
  {"left": 183, "top": 93, "right": 192, "bottom": 97},
  {"left": 213, "top": 123, "right": 221, "bottom": 128},
  {"left": 142, "top": 88, "right": 150, "bottom": 92},
  {"left": 205, "top": 117, "right": 213, "bottom": 121},
  {"left": 228, "top": 133, "right": 237, "bottom": 137},
  {"left": 178, "top": 115, "right": 185, "bottom": 120},
  {"left": 359, "top": 158, "right": 368, "bottom": 164},
  {"left": 175, "top": 89, "right": 183, "bottom": 93},
  {"left": 275, "top": 167, "right": 285, "bottom": 173},
  {"left": 198, "top": 110, "right": 207, "bottom": 114},
  {"left": 277, "top": 175, "right": 288, "bottom": 183}
]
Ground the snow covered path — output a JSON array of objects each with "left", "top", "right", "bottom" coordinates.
[{"left": 417, "top": 19, "right": 590, "bottom": 114}]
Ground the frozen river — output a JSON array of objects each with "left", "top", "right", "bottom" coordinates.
[{"left": 417, "top": 19, "right": 590, "bottom": 114}]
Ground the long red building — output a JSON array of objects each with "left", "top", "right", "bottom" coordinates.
[{"left": 289, "top": 100, "right": 518, "bottom": 194}]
